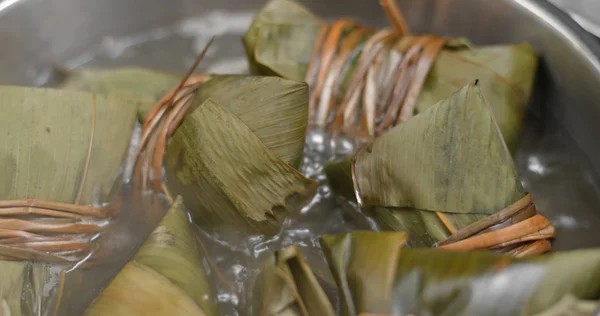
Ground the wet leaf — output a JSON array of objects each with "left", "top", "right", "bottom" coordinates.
[
  {"left": 244, "top": 0, "right": 538, "bottom": 150},
  {"left": 165, "top": 99, "right": 316, "bottom": 236},
  {"left": 243, "top": 0, "right": 323, "bottom": 81},
  {"left": 59, "top": 67, "right": 181, "bottom": 103},
  {"left": 85, "top": 196, "right": 218, "bottom": 315},
  {"left": 325, "top": 82, "right": 525, "bottom": 245},
  {"left": 354, "top": 81, "right": 523, "bottom": 213},
  {"left": 58, "top": 67, "right": 181, "bottom": 122},
  {"left": 193, "top": 75, "right": 309, "bottom": 168},
  {"left": 0, "top": 261, "right": 26, "bottom": 315},
  {"left": 133, "top": 196, "right": 219, "bottom": 315},
  {"left": 85, "top": 262, "right": 206, "bottom": 316},
  {"left": 0, "top": 261, "right": 63, "bottom": 316},
  {"left": 61, "top": 70, "right": 309, "bottom": 168},
  {"left": 255, "top": 246, "right": 336, "bottom": 316},
  {"left": 320, "top": 231, "right": 600, "bottom": 316},
  {"left": 0, "top": 86, "right": 138, "bottom": 205}
]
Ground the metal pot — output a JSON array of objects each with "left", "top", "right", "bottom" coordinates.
[{"left": 1, "top": 0, "right": 599, "bottom": 252}]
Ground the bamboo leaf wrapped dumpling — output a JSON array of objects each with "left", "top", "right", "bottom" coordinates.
[
  {"left": 0, "top": 86, "right": 138, "bottom": 262},
  {"left": 59, "top": 67, "right": 182, "bottom": 104},
  {"left": 85, "top": 196, "right": 219, "bottom": 316},
  {"left": 320, "top": 231, "right": 600, "bottom": 316},
  {"left": 165, "top": 98, "right": 316, "bottom": 236},
  {"left": 60, "top": 68, "right": 309, "bottom": 169},
  {"left": 325, "top": 81, "right": 554, "bottom": 254},
  {"left": 0, "top": 261, "right": 64, "bottom": 316},
  {"left": 244, "top": 0, "right": 538, "bottom": 151}
]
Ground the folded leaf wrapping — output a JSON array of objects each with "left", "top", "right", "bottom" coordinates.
[
  {"left": 0, "top": 86, "right": 138, "bottom": 263},
  {"left": 61, "top": 70, "right": 308, "bottom": 169},
  {"left": 0, "top": 86, "right": 138, "bottom": 204},
  {"left": 244, "top": 0, "right": 537, "bottom": 151},
  {"left": 254, "top": 246, "right": 336, "bottom": 316},
  {"left": 320, "top": 231, "right": 600, "bottom": 316},
  {"left": 165, "top": 99, "right": 316, "bottom": 236},
  {"left": 85, "top": 196, "right": 219, "bottom": 315},
  {"left": 324, "top": 82, "right": 553, "bottom": 251}
]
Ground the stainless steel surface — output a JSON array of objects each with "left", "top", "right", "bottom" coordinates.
[
  {"left": 1, "top": 0, "right": 600, "bottom": 254},
  {"left": 550, "top": 0, "right": 600, "bottom": 38}
]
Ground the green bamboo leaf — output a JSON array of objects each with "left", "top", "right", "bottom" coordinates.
[
  {"left": 85, "top": 261, "right": 206, "bottom": 316},
  {"left": 0, "top": 261, "right": 63, "bottom": 316},
  {"left": 85, "top": 196, "right": 218, "bottom": 315},
  {"left": 59, "top": 67, "right": 181, "bottom": 103},
  {"left": 243, "top": 0, "right": 323, "bottom": 80},
  {"left": 255, "top": 246, "right": 336, "bottom": 316},
  {"left": 133, "top": 196, "right": 219, "bottom": 315},
  {"left": 354, "top": 81, "right": 523, "bottom": 214},
  {"left": 533, "top": 295, "right": 599, "bottom": 316},
  {"left": 320, "top": 231, "right": 600, "bottom": 316},
  {"left": 325, "top": 82, "right": 523, "bottom": 245},
  {"left": 0, "top": 86, "right": 138, "bottom": 205},
  {"left": 165, "top": 99, "right": 317, "bottom": 236},
  {"left": 0, "top": 261, "right": 27, "bottom": 315},
  {"left": 58, "top": 67, "right": 181, "bottom": 122},
  {"left": 320, "top": 231, "right": 409, "bottom": 316},
  {"left": 244, "top": 0, "right": 538, "bottom": 150},
  {"left": 415, "top": 43, "right": 538, "bottom": 151},
  {"left": 60, "top": 70, "right": 309, "bottom": 168},
  {"left": 193, "top": 75, "right": 309, "bottom": 168}
]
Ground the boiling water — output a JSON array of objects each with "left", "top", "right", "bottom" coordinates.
[{"left": 35, "top": 9, "right": 600, "bottom": 315}]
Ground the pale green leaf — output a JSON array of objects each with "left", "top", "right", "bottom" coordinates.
[
  {"left": 58, "top": 67, "right": 181, "bottom": 103},
  {"left": 354, "top": 81, "right": 524, "bottom": 214},
  {"left": 193, "top": 75, "right": 309, "bottom": 168},
  {"left": 243, "top": 0, "right": 323, "bottom": 81},
  {"left": 255, "top": 246, "right": 336, "bottom": 316},
  {"left": 85, "top": 262, "right": 206, "bottom": 316},
  {"left": 320, "top": 231, "right": 600, "bottom": 316},
  {"left": 61, "top": 70, "right": 309, "bottom": 168},
  {"left": 244, "top": 0, "right": 538, "bottom": 150},
  {"left": 133, "top": 196, "right": 219, "bottom": 315},
  {"left": 0, "top": 86, "right": 138, "bottom": 205},
  {"left": 165, "top": 99, "right": 316, "bottom": 236},
  {"left": 0, "top": 261, "right": 27, "bottom": 316}
]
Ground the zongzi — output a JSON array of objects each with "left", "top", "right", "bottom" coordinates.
[
  {"left": 0, "top": 86, "right": 138, "bottom": 263},
  {"left": 325, "top": 81, "right": 554, "bottom": 254},
  {"left": 244, "top": 0, "right": 537, "bottom": 151}
]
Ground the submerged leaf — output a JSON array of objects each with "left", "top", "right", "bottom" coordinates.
[
  {"left": 320, "top": 231, "right": 600, "bottom": 316},
  {"left": 255, "top": 246, "right": 336, "bottom": 316},
  {"left": 165, "top": 98, "right": 316, "bottom": 236},
  {"left": 85, "top": 196, "right": 218, "bottom": 315}
]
